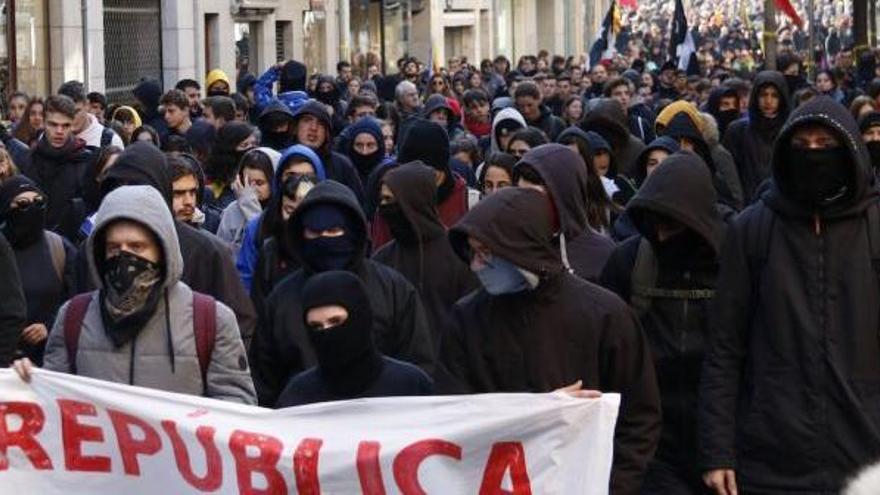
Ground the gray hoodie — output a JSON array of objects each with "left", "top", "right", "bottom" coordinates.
[{"left": 43, "top": 185, "right": 257, "bottom": 404}]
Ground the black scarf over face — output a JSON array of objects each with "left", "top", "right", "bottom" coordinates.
[
  {"left": 302, "top": 271, "right": 383, "bottom": 397},
  {"left": 98, "top": 250, "right": 165, "bottom": 347}
]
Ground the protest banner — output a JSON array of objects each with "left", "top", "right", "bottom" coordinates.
[{"left": 0, "top": 369, "right": 619, "bottom": 494}]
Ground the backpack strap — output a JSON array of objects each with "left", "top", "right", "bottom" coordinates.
[
  {"left": 63, "top": 293, "right": 94, "bottom": 374},
  {"left": 44, "top": 231, "right": 66, "bottom": 282},
  {"left": 192, "top": 292, "right": 217, "bottom": 394},
  {"left": 630, "top": 237, "right": 658, "bottom": 317}
]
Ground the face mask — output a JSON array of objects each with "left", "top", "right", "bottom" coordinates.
[
  {"left": 100, "top": 251, "right": 164, "bottom": 347},
  {"left": 316, "top": 91, "right": 337, "bottom": 106},
  {"left": 867, "top": 142, "right": 880, "bottom": 170},
  {"left": 207, "top": 88, "right": 229, "bottom": 97},
  {"left": 350, "top": 148, "right": 383, "bottom": 177},
  {"left": 307, "top": 311, "right": 374, "bottom": 377},
  {"left": 475, "top": 255, "right": 538, "bottom": 295},
  {"left": 715, "top": 109, "right": 740, "bottom": 135},
  {"left": 263, "top": 131, "right": 293, "bottom": 150},
  {"left": 378, "top": 203, "right": 417, "bottom": 244},
  {"left": 3, "top": 199, "right": 46, "bottom": 248},
  {"left": 786, "top": 146, "right": 852, "bottom": 206},
  {"left": 301, "top": 236, "right": 359, "bottom": 272}
]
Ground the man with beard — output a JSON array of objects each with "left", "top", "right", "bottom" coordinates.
[
  {"left": 12, "top": 185, "right": 256, "bottom": 404},
  {"left": 601, "top": 151, "right": 726, "bottom": 493},
  {"left": 249, "top": 180, "right": 434, "bottom": 407},
  {"left": 859, "top": 111, "right": 880, "bottom": 174},
  {"left": 276, "top": 270, "right": 433, "bottom": 407},
  {"left": 700, "top": 96, "right": 880, "bottom": 494},
  {"left": 722, "top": 70, "right": 791, "bottom": 204},
  {"left": 22, "top": 95, "right": 93, "bottom": 239}
]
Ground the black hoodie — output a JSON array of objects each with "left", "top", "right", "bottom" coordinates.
[
  {"left": 249, "top": 180, "right": 434, "bottom": 407},
  {"left": 722, "top": 70, "right": 791, "bottom": 204},
  {"left": 515, "top": 144, "right": 616, "bottom": 282},
  {"left": 372, "top": 162, "right": 478, "bottom": 350},
  {"left": 600, "top": 152, "right": 725, "bottom": 490},
  {"left": 440, "top": 187, "right": 661, "bottom": 495},
  {"left": 257, "top": 100, "right": 296, "bottom": 151},
  {"left": 85, "top": 142, "right": 257, "bottom": 344},
  {"left": 580, "top": 98, "right": 646, "bottom": 178},
  {"left": 699, "top": 96, "right": 880, "bottom": 493}
]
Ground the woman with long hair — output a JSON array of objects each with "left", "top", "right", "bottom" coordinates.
[{"left": 12, "top": 97, "right": 44, "bottom": 148}]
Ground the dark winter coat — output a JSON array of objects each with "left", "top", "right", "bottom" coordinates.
[
  {"left": 372, "top": 162, "right": 478, "bottom": 350},
  {"left": 515, "top": 144, "right": 615, "bottom": 282},
  {"left": 722, "top": 71, "right": 791, "bottom": 204},
  {"left": 523, "top": 104, "right": 566, "bottom": 141},
  {"left": 24, "top": 136, "right": 93, "bottom": 237},
  {"left": 698, "top": 96, "right": 880, "bottom": 493},
  {"left": 600, "top": 152, "right": 726, "bottom": 489},
  {"left": 90, "top": 142, "right": 257, "bottom": 345},
  {"left": 249, "top": 181, "right": 435, "bottom": 407},
  {"left": 438, "top": 187, "right": 661, "bottom": 495},
  {"left": 0, "top": 232, "right": 26, "bottom": 366},
  {"left": 580, "top": 98, "right": 646, "bottom": 178}
]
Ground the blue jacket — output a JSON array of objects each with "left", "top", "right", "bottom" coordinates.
[{"left": 254, "top": 67, "right": 309, "bottom": 115}]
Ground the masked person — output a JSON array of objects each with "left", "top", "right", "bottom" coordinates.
[
  {"left": 276, "top": 270, "right": 433, "bottom": 407},
  {"left": 257, "top": 101, "right": 297, "bottom": 151},
  {"left": 600, "top": 151, "right": 726, "bottom": 494},
  {"left": 217, "top": 147, "right": 281, "bottom": 256},
  {"left": 93, "top": 142, "right": 258, "bottom": 347},
  {"left": 313, "top": 75, "right": 348, "bottom": 136},
  {"left": 514, "top": 144, "right": 616, "bottom": 282},
  {"left": 370, "top": 120, "right": 469, "bottom": 250},
  {"left": 205, "top": 68, "right": 231, "bottom": 97},
  {"left": 202, "top": 122, "right": 258, "bottom": 226},
  {"left": 345, "top": 117, "right": 387, "bottom": 185},
  {"left": 12, "top": 185, "right": 256, "bottom": 404},
  {"left": 722, "top": 70, "right": 791, "bottom": 204},
  {"left": 704, "top": 86, "right": 741, "bottom": 139},
  {"left": 132, "top": 78, "right": 169, "bottom": 140},
  {"left": 249, "top": 180, "right": 434, "bottom": 407},
  {"left": 437, "top": 187, "right": 661, "bottom": 495},
  {"left": 373, "top": 162, "right": 478, "bottom": 350},
  {"left": 699, "top": 96, "right": 880, "bottom": 494},
  {"left": 0, "top": 176, "right": 74, "bottom": 365},
  {"left": 254, "top": 60, "right": 310, "bottom": 115},
  {"left": 859, "top": 111, "right": 880, "bottom": 173}
]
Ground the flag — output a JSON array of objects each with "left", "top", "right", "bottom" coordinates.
[
  {"left": 589, "top": 1, "right": 621, "bottom": 67},
  {"left": 669, "top": 0, "right": 698, "bottom": 74},
  {"left": 774, "top": 0, "right": 803, "bottom": 27},
  {"left": 619, "top": 0, "right": 637, "bottom": 9}
]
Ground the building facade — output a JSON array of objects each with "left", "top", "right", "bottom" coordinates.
[{"left": 0, "top": 0, "right": 607, "bottom": 108}]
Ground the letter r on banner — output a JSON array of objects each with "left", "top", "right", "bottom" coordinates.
[{"left": 0, "top": 402, "right": 52, "bottom": 470}]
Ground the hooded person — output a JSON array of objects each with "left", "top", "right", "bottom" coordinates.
[
  {"left": 275, "top": 270, "right": 433, "bottom": 407},
  {"left": 313, "top": 74, "right": 348, "bottom": 135},
  {"left": 249, "top": 180, "right": 435, "bottom": 407},
  {"left": 254, "top": 60, "right": 310, "bottom": 115},
  {"left": 217, "top": 147, "right": 281, "bottom": 256},
  {"left": 556, "top": 126, "right": 622, "bottom": 234},
  {"left": 292, "top": 100, "right": 365, "bottom": 204},
  {"left": 580, "top": 98, "right": 646, "bottom": 178},
  {"left": 700, "top": 111, "right": 744, "bottom": 209},
  {"left": 31, "top": 185, "right": 257, "bottom": 403},
  {"left": 422, "top": 94, "right": 465, "bottom": 141},
  {"left": 370, "top": 119, "right": 469, "bottom": 250},
  {"left": 184, "top": 119, "right": 216, "bottom": 164},
  {"left": 345, "top": 117, "right": 386, "bottom": 185},
  {"left": 92, "top": 142, "right": 258, "bottom": 346},
  {"left": 488, "top": 107, "right": 527, "bottom": 155},
  {"left": 438, "top": 187, "right": 661, "bottom": 495},
  {"left": 0, "top": 176, "right": 74, "bottom": 365},
  {"left": 699, "top": 96, "right": 880, "bottom": 494},
  {"left": 0, "top": 230, "right": 26, "bottom": 367},
  {"left": 704, "top": 86, "right": 741, "bottom": 138},
  {"left": 237, "top": 143, "right": 327, "bottom": 293},
  {"left": 584, "top": 130, "right": 638, "bottom": 205},
  {"left": 722, "top": 70, "right": 791, "bottom": 204},
  {"left": 513, "top": 144, "right": 616, "bottom": 282},
  {"left": 132, "top": 78, "right": 169, "bottom": 139},
  {"left": 372, "top": 162, "right": 479, "bottom": 350},
  {"left": 599, "top": 151, "right": 727, "bottom": 494},
  {"left": 257, "top": 100, "right": 297, "bottom": 151},
  {"left": 205, "top": 68, "right": 231, "bottom": 96},
  {"left": 202, "top": 121, "right": 257, "bottom": 218},
  {"left": 858, "top": 111, "right": 880, "bottom": 173}
]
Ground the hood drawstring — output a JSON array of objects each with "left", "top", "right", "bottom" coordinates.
[
  {"left": 559, "top": 232, "right": 574, "bottom": 274},
  {"left": 164, "top": 290, "right": 176, "bottom": 374}
]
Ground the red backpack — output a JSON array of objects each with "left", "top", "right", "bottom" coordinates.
[{"left": 63, "top": 292, "right": 217, "bottom": 389}]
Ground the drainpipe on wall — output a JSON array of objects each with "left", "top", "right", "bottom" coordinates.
[{"left": 81, "top": 0, "right": 89, "bottom": 90}]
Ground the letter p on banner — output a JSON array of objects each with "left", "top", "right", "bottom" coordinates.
[{"left": 0, "top": 370, "right": 620, "bottom": 494}]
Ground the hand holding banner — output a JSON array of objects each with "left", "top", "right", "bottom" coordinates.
[{"left": 0, "top": 369, "right": 619, "bottom": 494}]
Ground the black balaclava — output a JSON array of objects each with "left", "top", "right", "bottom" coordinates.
[
  {"left": 0, "top": 175, "right": 47, "bottom": 248},
  {"left": 260, "top": 112, "right": 295, "bottom": 151},
  {"left": 299, "top": 203, "right": 359, "bottom": 272},
  {"left": 867, "top": 141, "right": 880, "bottom": 171},
  {"left": 397, "top": 120, "right": 454, "bottom": 202},
  {"left": 302, "top": 270, "right": 383, "bottom": 396}
]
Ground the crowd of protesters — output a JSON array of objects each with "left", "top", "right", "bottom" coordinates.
[{"left": 1, "top": 18, "right": 880, "bottom": 492}]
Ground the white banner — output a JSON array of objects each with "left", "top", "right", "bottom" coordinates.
[{"left": 0, "top": 369, "right": 619, "bottom": 494}]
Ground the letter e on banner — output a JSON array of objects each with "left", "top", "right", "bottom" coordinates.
[
  {"left": 0, "top": 402, "right": 52, "bottom": 470},
  {"left": 59, "top": 399, "right": 111, "bottom": 472},
  {"left": 479, "top": 442, "right": 533, "bottom": 495},
  {"left": 393, "top": 439, "right": 463, "bottom": 495}
]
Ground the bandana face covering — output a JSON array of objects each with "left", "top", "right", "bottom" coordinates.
[{"left": 100, "top": 251, "right": 164, "bottom": 347}]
